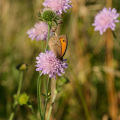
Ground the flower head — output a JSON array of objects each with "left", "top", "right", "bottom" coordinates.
[
  {"left": 27, "top": 22, "right": 52, "bottom": 41},
  {"left": 36, "top": 50, "right": 68, "bottom": 78},
  {"left": 92, "top": 7, "right": 119, "bottom": 35},
  {"left": 42, "top": 0, "right": 73, "bottom": 15}
]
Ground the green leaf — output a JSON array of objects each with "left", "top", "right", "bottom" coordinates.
[
  {"left": 37, "top": 12, "right": 41, "bottom": 17},
  {"left": 41, "top": 93, "right": 46, "bottom": 98},
  {"left": 56, "top": 76, "right": 70, "bottom": 92}
]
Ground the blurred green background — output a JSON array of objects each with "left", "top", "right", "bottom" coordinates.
[{"left": 1, "top": 0, "right": 120, "bottom": 120}]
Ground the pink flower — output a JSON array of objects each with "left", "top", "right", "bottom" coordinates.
[
  {"left": 36, "top": 50, "right": 68, "bottom": 78},
  {"left": 27, "top": 22, "right": 52, "bottom": 41},
  {"left": 42, "top": 0, "right": 72, "bottom": 15},
  {"left": 92, "top": 7, "right": 119, "bottom": 35}
]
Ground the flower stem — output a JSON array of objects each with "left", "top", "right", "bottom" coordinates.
[
  {"left": 43, "top": 77, "right": 50, "bottom": 120},
  {"left": 37, "top": 74, "right": 43, "bottom": 120},
  {"left": 9, "top": 112, "right": 14, "bottom": 120},
  {"left": 77, "top": 84, "right": 91, "bottom": 120},
  {"left": 9, "top": 72, "right": 23, "bottom": 120},
  {"left": 47, "top": 90, "right": 57, "bottom": 120},
  {"left": 17, "top": 71, "right": 23, "bottom": 95},
  {"left": 28, "top": 105, "right": 38, "bottom": 120},
  {"left": 46, "top": 23, "right": 51, "bottom": 50},
  {"left": 112, "top": 31, "right": 120, "bottom": 47},
  {"left": 106, "top": 28, "right": 118, "bottom": 120},
  {"left": 115, "top": 38, "right": 120, "bottom": 46}
]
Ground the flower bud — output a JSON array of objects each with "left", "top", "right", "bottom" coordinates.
[
  {"left": 18, "top": 93, "right": 29, "bottom": 106},
  {"left": 41, "top": 9, "right": 56, "bottom": 22},
  {"left": 16, "top": 63, "right": 28, "bottom": 71}
]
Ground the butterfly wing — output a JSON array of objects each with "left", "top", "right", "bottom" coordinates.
[
  {"left": 59, "top": 35, "right": 68, "bottom": 58},
  {"left": 48, "top": 36, "right": 62, "bottom": 59}
]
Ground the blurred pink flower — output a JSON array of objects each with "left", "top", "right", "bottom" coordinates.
[
  {"left": 36, "top": 50, "right": 68, "bottom": 78},
  {"left": 92, "top": 7, "right": 119, "bottom": 35},
  {"left": 42, "top": 0, "right": 72, "bottom": 15},
  {"left": 27, "top": 22, "right": 51, "bottom": 41}
]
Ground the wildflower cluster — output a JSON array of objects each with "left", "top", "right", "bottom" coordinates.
[
  {"left": 27, "top": 0, "right": 72, "bottom": 41},
  {"left": 26, "top": 0, "right": 72, "bottom": 119},
  {"left": 27, "top": 0, "right": 72, "bottom": 78}
]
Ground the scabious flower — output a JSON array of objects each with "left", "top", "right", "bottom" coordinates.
[
  {"left": 27, "top": 22, "right": 51, "bottom": 41},
  {"left": 36, "top": 50, "right": 68, "bottom": 78},
  {"left": 42, "top": 0, "right": 72, "bottom": 15},
  {"left": 92, "top": 7, "right": 119, "bottom": 35}
]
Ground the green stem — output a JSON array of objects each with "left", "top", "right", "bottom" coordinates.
[
  {"left": 112, "top": 31, "right": 120, "bottom": 47},
  {"left": 46, "top": 24, "right": 51, "bottom": 50},
  {"left": 43, "top": 76, "right": 47, "bottom": 95},
  {"left": 47, "top": 90, "right": 57, "bottom": 120},
  {"left": 9, "top": 112, "right": 14, "bottom": 120},
  {"left": 28, "top": 105, "right": 38, "bottom": 120},
  {"left": 37, "top": 73, "right": 43, "bottom": 120},
  {"left": 77, "top": 84, "right": 91, "bottom": 120},
  {"left": 115, "top": 37, "right": 120, "bottom": 47},
  {"left": 9, "top": 72, "right": 24, "bottom": 120},
  {"left": 17, "top": 72, "right": 23, "bottom": 95},
  {"left": 43, "top": 77, "right": 50, "bottom": 120}
]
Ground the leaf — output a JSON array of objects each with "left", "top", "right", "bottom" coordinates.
[
  {"left": 41, "top": 93, "right": 46, "bottom": 98},
  {"left": 56, "top": 76, "right": 70, "bottom": 92},
  {"left": 37, "top": 12, "right": 41, "bottom": 17}
]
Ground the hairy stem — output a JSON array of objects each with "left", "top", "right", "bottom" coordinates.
[
  {"left": 37, "top": 74, "right": 43, "bottom": 120},
  {"left": 46, "top": 24, "right": 51, "bottom": 50},
  {"left": 17, "top": 72, "right": 23, "bottom": 95},
  {"left": 47, "top": 90, "right": 57, "bottom": 120},
  {"left": 43, "top": 77, "right": 50, "bottom": 120}
]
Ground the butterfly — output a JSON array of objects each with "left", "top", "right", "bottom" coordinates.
[{"left": 48, "top": 35, "right": 68, "bottom": 60}]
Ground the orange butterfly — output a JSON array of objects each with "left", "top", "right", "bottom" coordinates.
[{"left": 48, "top": 35, "right": 68, "bottom": 60}]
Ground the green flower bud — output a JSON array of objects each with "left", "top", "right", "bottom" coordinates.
[
  {"left": 18, "top": 93, "right": 29, "bottom": 106},
  {"left": 16, "top": 63, "right": 28, "bottom": 71},
  {"left": 42, "top": 9, "right": 56, "bottom": 22}
]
